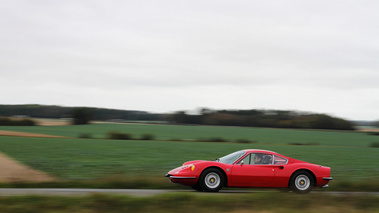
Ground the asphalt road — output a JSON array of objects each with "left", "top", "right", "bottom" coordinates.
[
  {"left": 0, "top": 189, "right": 378, "bottom": 197},
  {"left": 0, "top": 189, "right": 176, "bottom": 197}
]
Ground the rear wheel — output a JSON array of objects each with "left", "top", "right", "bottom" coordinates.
[
  {"left": 290, "top": 171, "right": 314, "bottom": 194},
  {"left": 199, "top": 168, "right": 224, "bottom": 192}
]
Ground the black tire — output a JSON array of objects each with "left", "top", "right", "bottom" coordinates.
[
  {"left": 191, "top": 184, "right": 203, "bottom": 192},
  {"left": 199, "top": 168, "right": 224, "bottom": 192},
  {"left": 290, "top": 171, "right": 314, "bottom": 194}
]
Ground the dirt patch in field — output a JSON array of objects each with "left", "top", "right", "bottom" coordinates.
[
  {"left": 34, "top": 118, "right": 70, "bottom": 126},
  {"left": 0, "top": 152, "right": 56, "bottom": 183},
  {"left": 0, "top": 129, "right": 63, "bottom": 182},
  {"left": 0, "top": 130, "right": 67, "bottom": 138},
  {"left": 359, "top": 128, "right": 379, "bottom": 132}
]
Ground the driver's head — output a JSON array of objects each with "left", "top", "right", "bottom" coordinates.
[{"left": 254, "top": 154, "right": 263, "bottom": 163}]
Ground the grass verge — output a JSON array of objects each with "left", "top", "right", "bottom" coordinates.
[{"left": 1, "top": 193, "right": 379, "bottom": 213}]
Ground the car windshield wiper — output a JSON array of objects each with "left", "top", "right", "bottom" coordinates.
[{"left": 214, "top": 158, "right": 220, "bottom": 162}]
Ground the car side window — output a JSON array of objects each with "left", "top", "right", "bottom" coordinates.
[
  {"left": 253, "top": 154, "right": 272, "bottom": 165},
  {"left": 262, "top": 154, "right": 272, "bottom": 164},
  {"left": 239, "top": 154, "right": 252, "bottom": 165},
  {"left": 274, "top": 155, "right": 288, "bottom": 165},
  {"left": 238, "top": 153, "right": 273, "bottom": 165}
]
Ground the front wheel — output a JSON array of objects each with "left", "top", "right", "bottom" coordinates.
[
  {"left": 199, "top": 168, "right": 224, "bottom": 192},
  {"left": 191, "top": 184, "right": 203, "bottom": 192},
  {"left": 290, "top": 171, "right": 314, "bottom": 194}
]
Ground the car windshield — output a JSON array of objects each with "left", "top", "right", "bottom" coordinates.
[{"left": 216, "top": 151, "right": 246, "bottom": 164}]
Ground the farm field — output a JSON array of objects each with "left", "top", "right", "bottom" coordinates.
[
  {"left": 0, "top": 123, "right": 375, "bottom": 147},
  {"left": 0, "top": 123, "right": 379, "bottom": 189}
]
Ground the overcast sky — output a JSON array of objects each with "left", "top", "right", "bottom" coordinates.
[{"left": 1, "top": 0, "right": 378, "bottom": 120}]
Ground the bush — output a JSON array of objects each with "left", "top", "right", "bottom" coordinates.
[
  {"left": 206, "top": 137, "right": 228, "bottom": 142},
  {"left": 140, "top": 134, "right": 155, "bottom": 140},
  {"left": 106, "top": 131, "right": 133, "bottom": 140},
  {"left": 369, "top": 142, "right": 379, "bottom": 148},
  {"left": 236, "top": 139, "right": 257, "bottom": 144},
  {"left": 368, "top": 132, "right": 379, "bottom": 136},
  {"left": 71, "top": 108, "right": 92, "bottom": 125},
  {"left": 288, "top": 142, "right": 319, "bottom": 146},
  {"left": 79, "top": 133, "right": 92, "bottom": 139},
  {"left": 289, "top": 143, "right": 305, "bottom": 146},
  {"left": 0, "top": 117, "right": 36, "bottom": 126}
]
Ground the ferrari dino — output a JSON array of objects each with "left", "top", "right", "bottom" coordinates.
[{"left": 165, "top": 149, "right": 332, "bottom": 193}]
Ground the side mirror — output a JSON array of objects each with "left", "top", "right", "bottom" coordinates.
[{"left": 239, "top": 160, "right": 244, "bottom": 166}]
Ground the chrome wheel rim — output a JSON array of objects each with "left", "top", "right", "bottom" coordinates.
[
  {"left": 295, "top": 174, "right": 310, "bottom": 191},
  {"left": 204, "top": 172, "right": 220, "bottom": 189}
]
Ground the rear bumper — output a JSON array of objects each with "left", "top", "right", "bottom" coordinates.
[{"left": 320, "top": 177, "right": 332, "bottom": 188}]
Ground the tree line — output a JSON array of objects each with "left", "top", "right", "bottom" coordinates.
[
  {"left": 0, "top": 104, "right": 358, "bottom": 130},
  {"left": 0, "top": 104, "right": 161, "bottom": 121},
  {"left": 169, "top": 109, "right": 355, "bottom": 130}
]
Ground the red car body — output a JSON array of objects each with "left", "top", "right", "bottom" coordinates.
[{"left": 165, "top": 149, "right": 332, "bottom": 193}]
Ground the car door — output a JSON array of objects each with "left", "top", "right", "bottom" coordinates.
[
  {"left": 269, "top": 155, "right": 290, "bottom": 187},
  {"left": 230, "top": 153, "right": 275, "bottom": 187}
]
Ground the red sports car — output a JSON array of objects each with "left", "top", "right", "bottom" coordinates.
[{"left": 165, "top": 149, "right": 332, "bottom": 193}]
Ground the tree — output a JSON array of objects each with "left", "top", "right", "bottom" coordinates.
[{"left": 71, "top": 108, "right": 92, "bottom": 125}]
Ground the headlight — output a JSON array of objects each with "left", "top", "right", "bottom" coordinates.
[{"left": 181, "top": 164, "right": 195, "bottom": 171}]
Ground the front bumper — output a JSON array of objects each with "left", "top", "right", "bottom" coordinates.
[
  {"left": 165, "top": 174, "right": 198, "bottom": 186},
  {"left": 165, "top": 174, "right": 196, "bottom": 179}
]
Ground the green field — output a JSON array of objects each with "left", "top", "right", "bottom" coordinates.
[
  {"left": 0, "top": 123, "right": 375, "bottom": 146},
  {"left": 0, "top": 123, "right": 379, "bottom": 189}
]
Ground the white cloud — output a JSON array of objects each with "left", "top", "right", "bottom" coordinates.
[{"left": 1, "top": 0, "right": 379, "bottom": 120}]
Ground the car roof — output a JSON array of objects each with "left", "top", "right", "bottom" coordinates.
[{"left": 242, "top": 149, "right": 278, "bottom": 154}]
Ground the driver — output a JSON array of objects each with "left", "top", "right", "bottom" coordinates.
[{"left": 254, "top": 154, "right": 263, "bottom": 164}]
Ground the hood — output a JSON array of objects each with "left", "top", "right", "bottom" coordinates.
[{"left": 183, "top": 160, "right": 207, "bottom": 165}]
